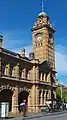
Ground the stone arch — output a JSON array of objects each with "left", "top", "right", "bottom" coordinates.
[
  {"left": 0, "top": 87, "right": 13, "bottom": 112},
  {"left": 0, "top": 85, "right": 13, "bottom": 92},
  {"left": 18, "top": 88, "right": 29, "bottom": 112},
  {"left": 19, "top": 87, "right": 29, "bottom": 93}
]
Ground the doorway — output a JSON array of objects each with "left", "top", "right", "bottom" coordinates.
[
  {"left": 0, "top": 89, "right": 13, "bottom": 111},
  {"left": 18, "top": 91, "right": 29, "bottom": 112}
]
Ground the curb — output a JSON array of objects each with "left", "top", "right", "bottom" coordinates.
[
  {"left": 4, "top": 110, "right": 67, "bottom": 120},
  {"left": 23, "top": 110, "right": 67, "bottom": 119}
]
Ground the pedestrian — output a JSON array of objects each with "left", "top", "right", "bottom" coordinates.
[
  {"left": 20, "top": 102, "right": 25, "bottom": 113},
  {"left": 22, "top": 100, "right": 27, "bottom": 117}
]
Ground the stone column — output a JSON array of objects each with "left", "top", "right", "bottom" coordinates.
[
  {"left": 8, "top": 64, "right": 10, "bottom": 76},
  {"left": 15, "top": 63, "right": 19, "bottom": 78},
  {"left": 22, "top": 68, "right": 26, "bottom": 79},
  {"left": 40, "top": 73, "right": 42, "bottom": 81},
  {"left": 27, "top": 71, "right": 30, "bottom": 80},
  {"left": 12, "top": 87, "right": 19, "bottom": 113},
  {"left": 36, "top": 66, "right": 39, "bottom": 82},
  {"left": 47, "top": 73, "right": 51, "bottom": 82},
  {"left": 24, "top": 68, "right": 26, "bottom": 79},
  {"left": 44, "top": 73, "right": 46, "bottom": 82},
  {"left": 32, "top": 85, "right": 36, "bottom": 112},
  {"left": 28, "top": 93, "right": 31, "bottom": 112},
  {"left": 36, "top": 86, "right": 39, "bottom": 112},
  {"left": 47, "top": 90, "right": 51, "bottom": 102},
  {"left": 29, "top": 69, "right": 32, "bottom": 80},
  {"left": 12, "top": 67, "right": 15, "bottom": 77},
  {"left": 53, "top": 91, "right": 56, "bottom": 99},
  {"left": 4, "top": 64, "right": 10, "bottom": 76},
  {"left": 40, "top": 90, "right": 43, "bottom": 105},
  {"left": 33, "top": 66, "right": 36, "bottom": 82}
]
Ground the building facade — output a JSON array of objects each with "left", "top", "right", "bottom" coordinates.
[{"left": 0, "top": 11, "right": 57, "bottom": 113}]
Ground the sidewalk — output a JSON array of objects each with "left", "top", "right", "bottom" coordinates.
[{"left": 0, "top": 110, "right": 67, "bottom": 120}]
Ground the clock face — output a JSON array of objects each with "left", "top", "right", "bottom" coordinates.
[
  {"left": 36, "top": 33, "right": 42, "bottom": 41},
  {"left": 37, "top": 35, "right": 42, "bottom": 41}
]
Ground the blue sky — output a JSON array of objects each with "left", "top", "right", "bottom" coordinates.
[{"left": 0, "top": 0, "right": 67, "bottom": 85}]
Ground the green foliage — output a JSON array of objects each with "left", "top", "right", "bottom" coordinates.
[
  {"left": 56, "top": 88, "right": 61, "bottom": 99},
  {"left": 63, "top": 89, "right": 67, "bottom": 102},
  {"left": 56, "top": 87, "right": 67, "bottom": 103}
]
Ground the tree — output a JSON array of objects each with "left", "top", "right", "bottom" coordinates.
[
  {"left": 56, "top": 87, "right": 67, "bottom": 103},
  {"left": 56, "top": 88, "right": 61, "bottom": 99},
  {"left": 63, "top": 89, "right": 67, "bottom": 103}
]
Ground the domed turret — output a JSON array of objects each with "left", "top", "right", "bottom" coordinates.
[{"left": 38, "top": 11, "right": 48, "bottom": 17}]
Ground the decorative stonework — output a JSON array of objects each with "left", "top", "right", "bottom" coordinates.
[
  {"left": 0, "top": 85, "right": 13, "bottom": 92},
  {"left": 33, "top": 17, "right": 48, "bottom": 30},
  {"left": 19, "top": 87, "right": 29, "bottom": 93}
]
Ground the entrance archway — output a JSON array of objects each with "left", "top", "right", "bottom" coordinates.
[
  {"left": 0, "top": 89, "right": 13, "bottom": 111},
  {"left": 18, "top": 91, "right": 29, "bottom": 112}
]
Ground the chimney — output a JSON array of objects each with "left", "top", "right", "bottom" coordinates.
[
  {"left": 0, "top": 35, "right": 3, "bottom": 48},
  {"left": 20, "top": 49, "right": 25, "bottom": 57}
]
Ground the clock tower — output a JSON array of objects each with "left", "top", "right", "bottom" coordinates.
[{"left": 32, "top": 11, "right": 55, "bottom": 70}]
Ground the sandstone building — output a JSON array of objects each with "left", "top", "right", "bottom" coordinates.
[{"left": 0, "top": 11, "right": 57, "bottom": 113}]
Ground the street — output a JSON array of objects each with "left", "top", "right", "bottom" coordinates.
[
  {"left": 0, "top": 112, "right": 67, "bottom": 120},
  {"left": 26, "top": 113, "right": 67, "bottom": 120}
]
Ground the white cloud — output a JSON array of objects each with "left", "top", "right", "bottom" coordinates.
[
  {"left": 13, "top": 44, "right": 67, "bottom": 75},
  {"left": 25, "top": 44, "right": 67, "bottom": 74},
  {"left": 12, "top": 45, "right": 32, "bottom": 57},
  {"left": 2, "top": 31, "right": 67, "bottom": 75},
  {"left": 2, "top": 29, "right": 31, "bottom": 49},
  {"left": 55, "top": 45, "right": 67, "bottom": 74},
  {"left": 23, "top": 44, "right": 67, "bottom": 75}
]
